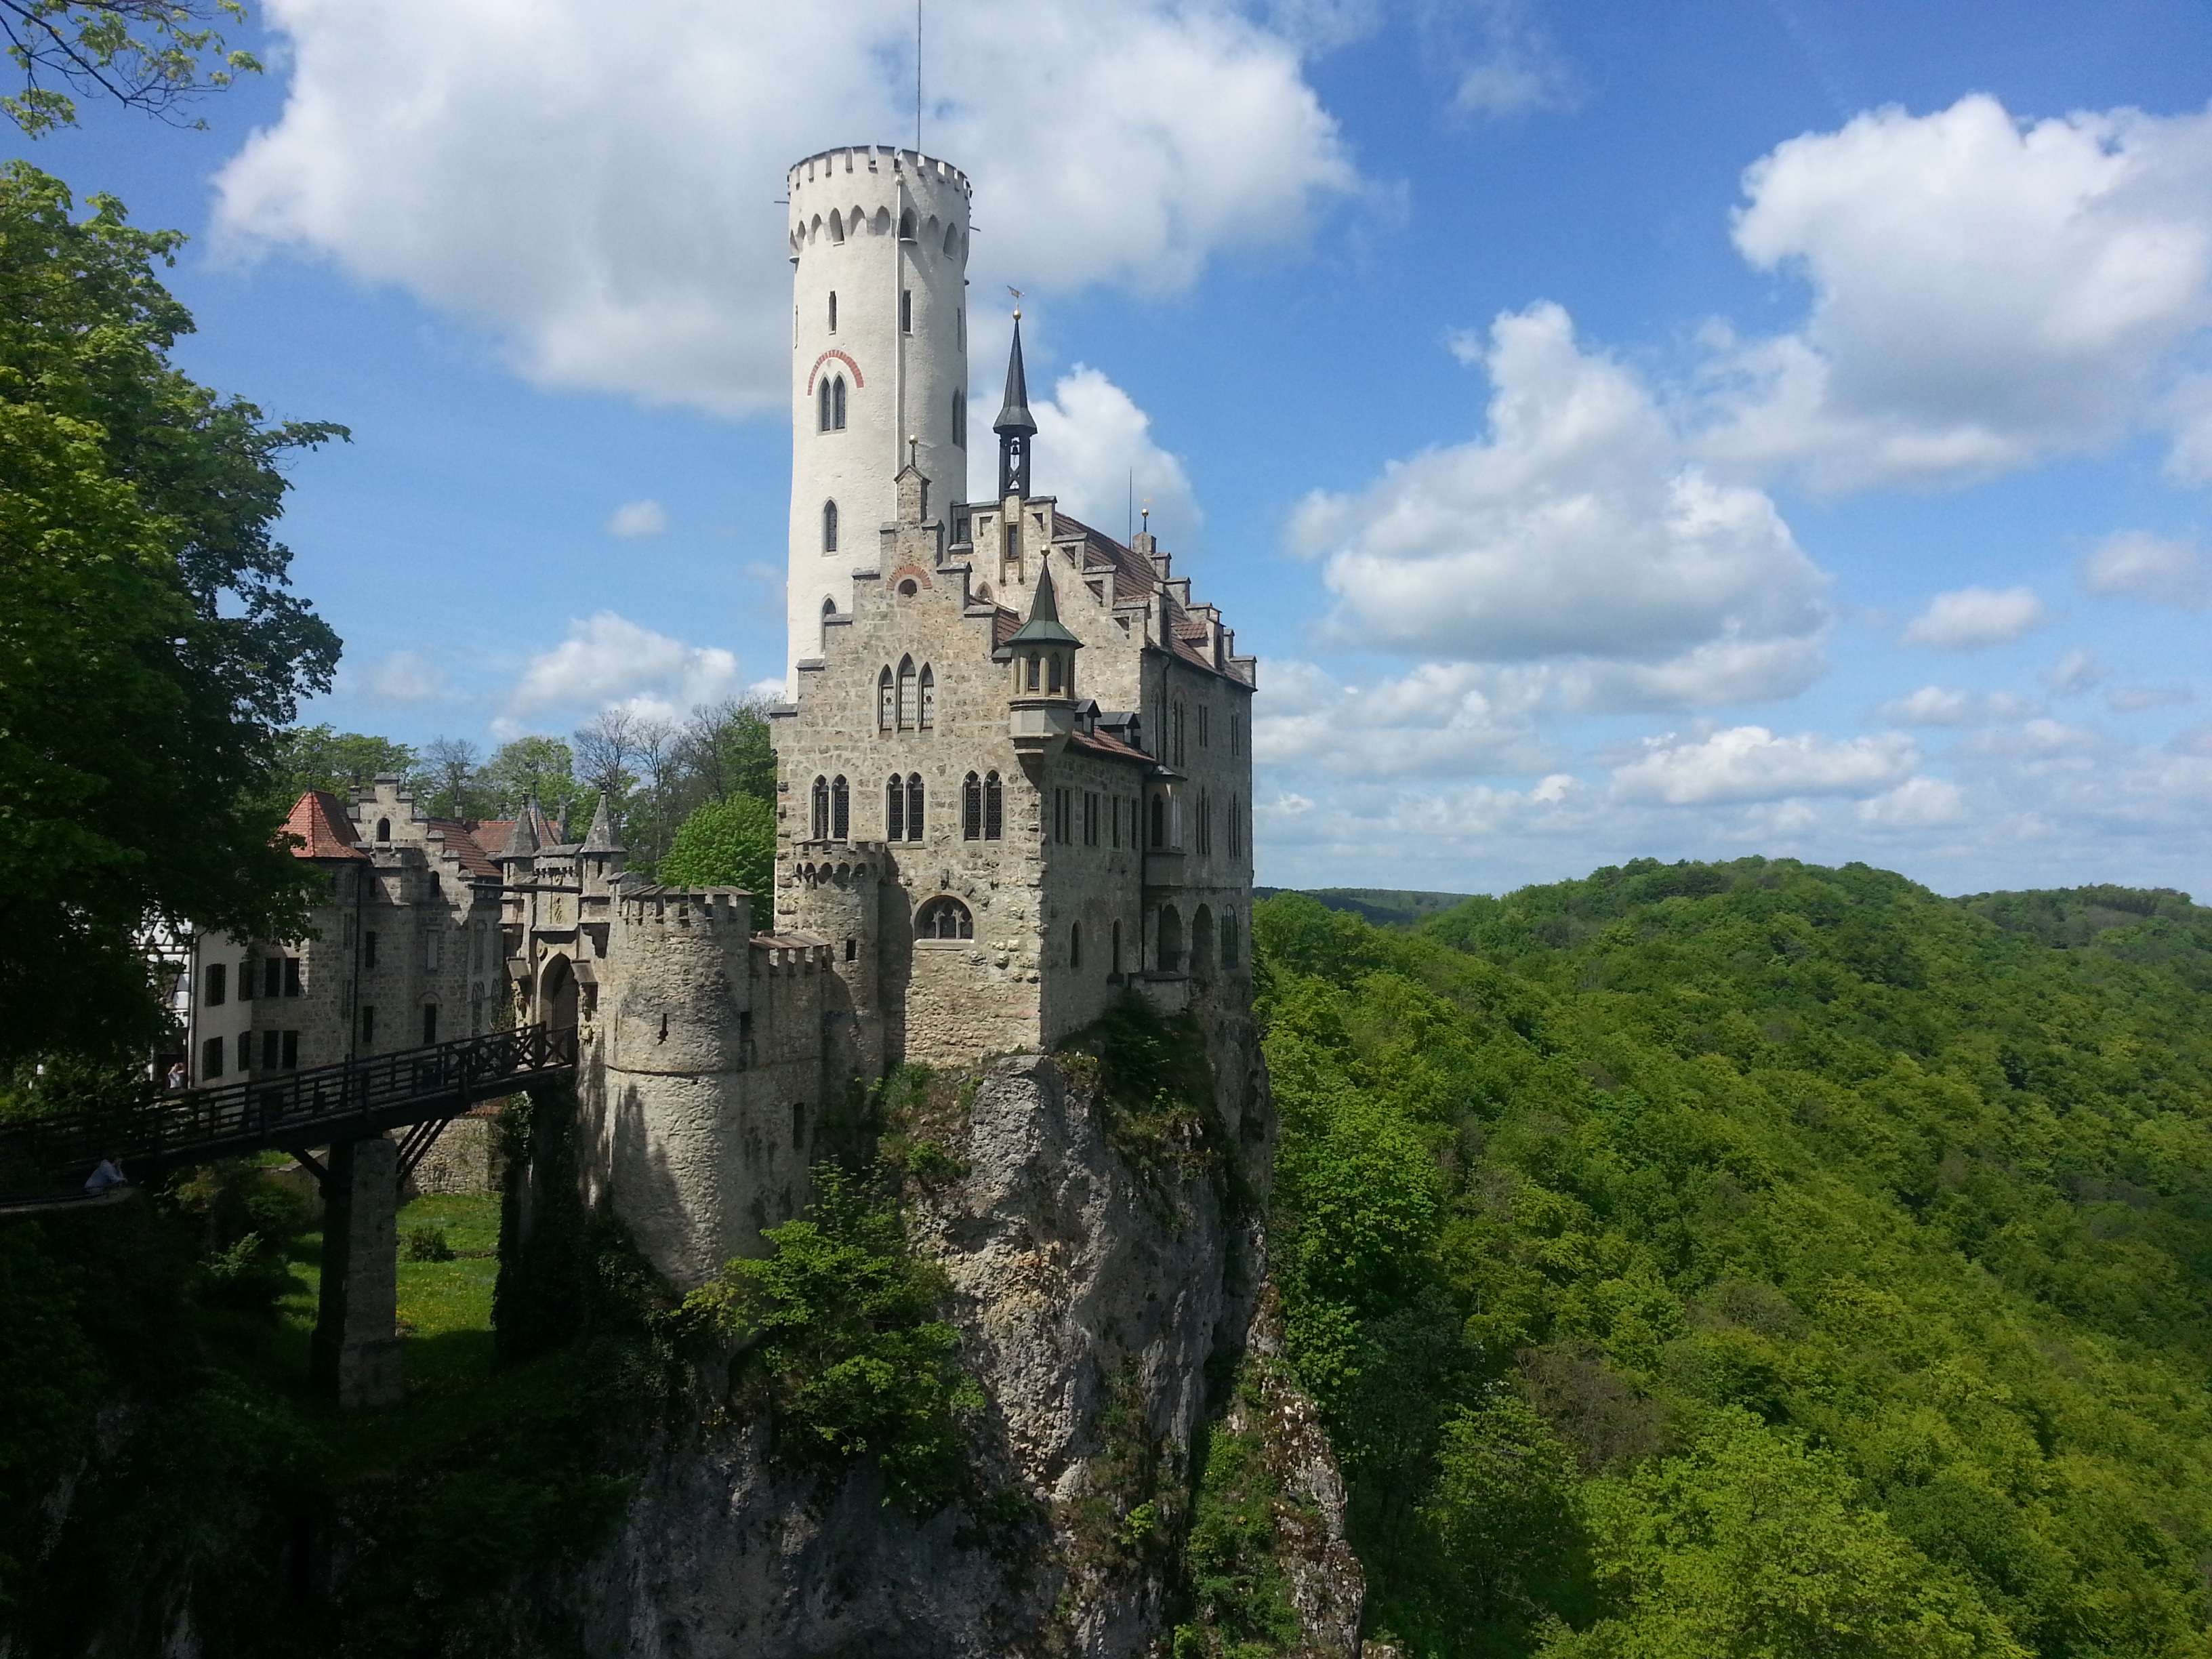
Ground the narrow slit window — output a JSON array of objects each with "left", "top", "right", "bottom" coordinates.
[
  {"left": 963, "top": 772, "right": 982, "bottom": 840},
  {"left": 878, "top": 667, "right": 895, "bottom": 731},
  {"left": 918, "top": 666, "right": 935, "bottom": 729},
  {"left": 900, "top": 288, "right": 912, "bottom": 333},
  {"left": 823, "top": 499, "right": 839, "bottom": 552},
  {"left": 831, "top": 776, "right": 848, "bottom": 840},
  {"left": 812, "top": 776, "right": 830, "bottom": 840},
  {"left": 984, "top": 771, "right": 1003, "bottom": 840},
  {"left": 886, "top": 775, "right": 905, "bottom": 842},
  {"left": 827, "top": 290, "right": 838, "bottom": 331},
  {"left": 906, "top": 773, "right": 924, "bottom": 840}
]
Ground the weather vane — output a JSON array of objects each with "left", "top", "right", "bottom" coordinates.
[{"left": 1008, "top": 285, "right": 1023, "bottom": 319}]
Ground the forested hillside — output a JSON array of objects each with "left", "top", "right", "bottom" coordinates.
[{"left": 1256, "top": 859, "right": 2212, "bottom": 1658}]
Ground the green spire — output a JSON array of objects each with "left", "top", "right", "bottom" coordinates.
[{"left": 1006, "top": 559, "right": 1080, "bottom": 648}]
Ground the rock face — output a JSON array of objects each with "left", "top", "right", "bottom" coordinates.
[{"left": 560, "top": 1041, "right": 1363, "bottom": 1657}]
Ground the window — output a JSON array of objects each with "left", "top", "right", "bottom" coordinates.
[
  {"left": 827, "top": 289, "right": 838, "bottom": 330},
  {"left": 821, "top": 596, "right": 836, "bottom": 651},
  {"left": 833, "top": 376, "right": 846, "bottom": 429},
  {"left": 812, "top": 775, "right": 830, "bottom": 840},
  {"left": 886, "top": 774, "right": 905, "bottom": 842},
  {"left": 204, "top": 961, "right": 226, "bottom": 1006},
  {"left": 906, "top": 773, "right": 924, "bottom": 840},
  {"left": 963, "top": 772, "right": 982, "bottom": 840},
  {"left": 985, "top": 771, "right": 1003, "bottom": 840},
  {"left": 1053, "top": 787, "right": 1071, "bottom": 843},
  {"left": 1046, "top": 653, "right": 1063, "bottom": 694},
  {"left": 1198, "top": 706, "right": 1210, "bottom": 747},
  {"left": 262, "top": 1029, "right": 280, "bottom": 1070},
  {"left": 285, "top": 957, "right": 302, "bottom": 998},
  {"left": 361, "top": 1005, "right": 377, "bottom": 1045},
  {"left": 878, "top": 668, "right": 895, "bottom": 731},
  {"left": 952, "top": 391, "right": 965, "bottom": 447},
  {"left": 823, "top": 499, "right": 839, "bottom": 552},
  {"left": 918, "top": 665, "right": 935, "bottom": 729},
  {"left": 282, "top": 1030, "right": 300, "bottom": 1068},
  {"left": 365, "top": 932, "right": 379, "bottom": 970},
  {"left": 1111, "top": 920, "right": 1123, "bottom": 977},
  {"left": 916, "top": 896, "right": 972, "bottom": 939},
  {"left": 425, "top": 932, "right": 442, "bottom": 972},
  {"left": 897, "top": 655, "right": 916, "bottom": 728},
  {"left": 956, "top": 307, "right": 964, "bottom": 348},
  {"left": 819, "top": 377, "right": 833, "bottom": 432},
  {"left": 1025, "top": 652, "right": 1040, "bottom": 692},
  {"left": 201, "top": 1036, "right": 224, "bottom": 1080},
  {"left": 263, "top": 956, "right": 282, "bottom": 998},
  {"left": 1150, "top": 794, "right": 1166, "bottom": 848},
  {"left": 377, "top": 817, "right": 392, "bottom": 842},
  {"left": 832, "top": 776, "right": 849, "bottom": 840},
  {"left": 1229, "top": 794, "right": 1244, "bottom": 857},
  {"left": 1231, "top": 712, "right": 1245, "bottom": 757},
  {"left": 898, "top": 208, "right": 915, "bottom": 241},
  {"left": 422, "top": 1004, "right": 439, "bottom": 1046},
  {"left": 900, "top": 287, "right": 913, "bottom": 332},
  {"left": 1197, "top": 790, "right": 1212, "bottom": 855},
  {"left": 1071, "top": 922, "right": 1083, "bottom": 969},
  {"left": 237, "top": 1032, "right": 252, "bottom": 1073},
  {"left": 1221, "top": 912, "right": 1240, "bottom": 968},
  {"left": 1172, "top": 699, "right": 1187, "bottom": 767},
  {"left": 1084, "top": 792, "right": 1099, "bottom": 846}
]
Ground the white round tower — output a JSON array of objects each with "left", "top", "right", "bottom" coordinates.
[{"left": 785, "top": 146, "right": 972, "bottom": 675}]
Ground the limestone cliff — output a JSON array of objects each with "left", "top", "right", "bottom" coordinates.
[{"left": 554, "top": 1038, "right": 1361, "bottom": 1658}]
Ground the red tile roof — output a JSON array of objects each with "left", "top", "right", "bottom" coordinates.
[
  {"left": 1070, "top": 728, "right": 1155, "bottom": 766},
  {"left": 426, "top": 819, "right": 501, "bottom": 880},
  {"left": 283, "top": 790, "right": 367, "bottom": 861}
]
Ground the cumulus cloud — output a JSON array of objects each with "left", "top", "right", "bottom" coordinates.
[
  {"left": 2107, "top": 682, "right": 2194, "bottom": 713},
  {"left": 2041, "top": 647, "right": 2110, "bottom": 693},
  {"left": 1291, "top": 303, "right": 1830, "bottom": 705},
  {"left": 605, "top": 499, "right": 669, "bottom": 539},
  {"left": 1855, "top": 775, "right": 1971, "bottom": 827},
  {"left": 1701, "top": 94, "right": 2212, "bottom": 491},
  {"left": 1900, "top": 586, "right": 2048, "bottom": 651},
  {"left": 986, "top": 362, "right": 1200, "bottom": 546},
  {"left": 504, "top": 612, "right": 741, "bottom": 728},
  {"left": 214, "top": 0, "right": 1353, "bottom": 415},
  {"left": 1874, "top": 685, "right": 2043, "bottom": 726},
  {"left": 363, "top": 649, "right": 447, "bottom": 704},
  {"left": 1438, "top": 0, "right": 1580, "bottom": 121},
  {"left": 1252, "top": 658, "right": 1553, "bottom": 779},
  {"left": 1610, "top": 725, "right": 1919, "bottom": 806},
  {"left": 2083, "top": 529, "right": 2211, "bottom": 609}
]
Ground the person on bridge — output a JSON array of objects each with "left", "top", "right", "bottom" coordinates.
[{"left": 83, "top": 1158, "right": 126, "bottom": 1195}]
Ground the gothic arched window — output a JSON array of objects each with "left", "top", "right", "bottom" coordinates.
[
  {"left": 831, "top": 775, "right": 848, "bottom": 840},
  {"left": 897, "top": 655, "right": 916, "bottom": 729},
  {"left": 963, "top": 772, "right": 982, "bottom": 840},
  {"left": 886, "top": 774, "right": 905, "bottom": 842},
  {"left": 898, "top": 208, "right": 915, "bottom": 241},
  {"left": 1047, "top": 653, "right": 1063, "bottom": 695},
  {"left": 878, "top": 667, "right": 895, "bottom": 731},
  {"left": 822, "top": 499, "right": 838, "bottom": 553},
  {"left": 918, "top": 665, "right": 935, "bottom": 729},
  {"left": 818, "top": 376, "right": 832, "bottom": 432},
  {"left": 832, "top": 376, "right": 847, "bottom": 430},
  {"left": 906, "top": 773, "right": 924, "bottom": 840},
  {"left": 376, "top": 818, "right": 391, "bottom": 842},
  {"left": 916, "top": 896, "right": 972, "bottom": 939},
  {"left": 1025, "top": 653, "right": 1040, "bottom": 692},
  {"left": 811, "top": 776, "right": 830, "bottom": 840},
  {"left": 984, "top": 771, "right": 1003, "bottom": 840},
  {"left": 1070, "top": 922, "right": 1082, "bottom": 969}
]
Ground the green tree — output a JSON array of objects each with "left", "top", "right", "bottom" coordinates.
[
  {"left": 659, "top": 795, "right": 775, "bottom": 895},
  {"left": 417, "top": 735, "right": 487, "bottom": 819},
  {"left": 682, "top": 696, "right": 777, "bottom": 804},
  {"left": 2, "top": 0, "right": 259, "bottom": 136},
  {"left": 0, "top": 164, "right": 342, "bottom": 1067},
  {"left": 262, "top": 723, "right": 416, "bottom": 814},
  {"left": 480, "top": 735, "right": 579, "bottom": 824}
]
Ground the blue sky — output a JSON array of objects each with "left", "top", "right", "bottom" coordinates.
[{"left": 17, "top": 0, "right": 2212, "bottom": 897}]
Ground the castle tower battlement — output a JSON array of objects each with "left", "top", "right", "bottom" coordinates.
[{"left": 787, "top": 145, "right": 972, "bottom": 678}]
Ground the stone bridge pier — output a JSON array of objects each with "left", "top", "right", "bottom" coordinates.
[{"left": 309, "top": 1135, "right": 404, "bottom": 1411}]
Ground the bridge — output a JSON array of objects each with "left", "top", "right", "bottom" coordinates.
[{"left": 0, "top": 1025, "right": 577, "bottom": 1411}]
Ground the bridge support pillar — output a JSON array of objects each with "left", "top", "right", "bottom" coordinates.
[{"left": 310, "top": 1134, "right": 403, "bottom": 1410}]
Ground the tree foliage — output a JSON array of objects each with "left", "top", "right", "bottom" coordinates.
[
  {"left": 1, "top": 0, "right": 258, "bottom": 137},
  {"left": 0, "top": 163, "right": 342, "bottom": 1067},
  {"left": 1256, "top": 859, "right": 2212, "bottom": 1658},
  {"left": 657, "top": 793, "right": 775, "bottom": 895}
]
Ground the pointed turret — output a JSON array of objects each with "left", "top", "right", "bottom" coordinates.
[
  {"left": 500, "top": 806, "right": 539, "bottom": 860},
  {"left": 581, "top": 794, "right": 621, "bottom": 853},
  {"left": 1006, "top": 558, "right": 1080, "bottom": 649},
  {"left": 529, "top": 796, "right": 560, "bottom": 848},
  {"left": 994, "top": 310, "right": 1037, "bottom": 499}
]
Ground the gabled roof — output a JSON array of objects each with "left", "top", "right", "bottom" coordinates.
[
  {"left": 284, "top": 790, "right": 367, "bottom": 861},
  {"left": 425, "top": 819, "right": 501, "bottom": 880}
]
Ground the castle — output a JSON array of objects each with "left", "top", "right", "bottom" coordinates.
[{"left": 186, "top": 144, "right": 1256, "bottom": 1296}]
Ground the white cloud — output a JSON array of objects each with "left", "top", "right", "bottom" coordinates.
[
  {"left": 1874, "top": 684, "right": 2043, "bottom": 726},
  {"left": 1702, "top": 94, "right": 2212, "bottom": 491},
  {"left": 1441, "top": 0, "right": 1580, "bottom": 121},
  {"left": 2083, "top": 529, "right": 2211, "bottom": 609},
  {"left": 2041, "top": 647, "right": 2110, "bottom": 693},
  {"left": 605, "top": 499, "right": 669, "bottom": 539},
  {"left": 1610, "top": 726, "right": 1919, "bottom": 806},
  {"left": 1856, "top": 775, "right": 1970, "bottom": 827},
  {"left": 1292, "top": 303, "right": 1830, "bottom": 703},
  {"left": 363, "top": 649, "right": 447, "bottom": 704},
  {"left": 2107, "top": 682, "right": 2194, "bottom": 713},
  {"left": 1900, "top": 586, "right": 2048, "bottom": 651},
  {"left": 985, "top": 363, "right": 1200, "bottom": 546},
  {"left": 214, "top": 0, "right": 1353, "bottom": 415},
  {"left": 1252, "top": 658, "right": 1552, "bottom": 779},
  {"left": 504, "top": 612, "right": 741, "bottom": 727}
]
